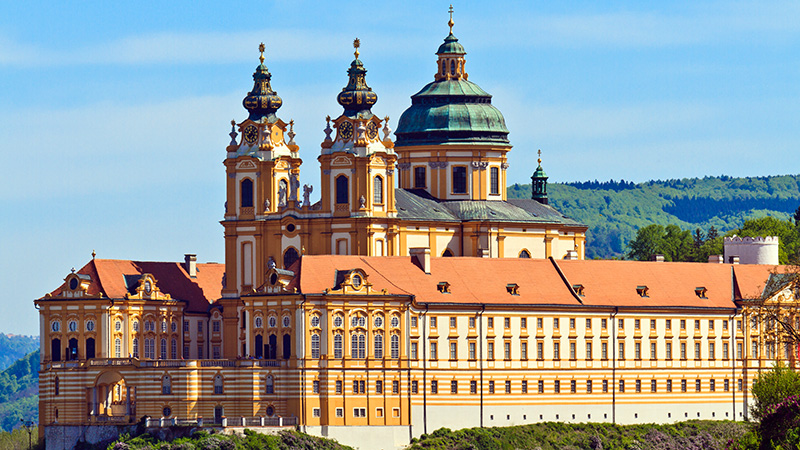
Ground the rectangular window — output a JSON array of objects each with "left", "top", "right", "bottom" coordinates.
[
  {"left": 570, "top": 318, "right": 576, "bottom": 329},
  {"left": 488, "top": 342, "right": 494, "bottom": 360},
  {"left": 601, "top": 342, "right": 608, "bottom": 360},
  {"left": 183, "top": 321, "right": 189, "bottom": 332},
  {"left": 635, "top": 379, "right": 641, "bottom": 393},
  {"left": 587, "top": 380, "right": 592, "bottom": 393},
  {"left": 504, "top": 342, "right": 511, "bottom": 360},
  {"left": 666, "top": 319, "right": 672, "bottom": 330},
  {"left": 667, "top": 379, "right": 672, "bottom": 392},
  {"left": 695, "top": 342, "right": 701, "bottom": 359},
  {"left": 723, "top": 343, "right": 729, "bottom": 359},
  {"left": 601, "top": 318, "right": 607, "bottom": 329},
  {"left": 431, "top": 380, "right": 438, "bottom": 394},
  {"left": 183, "top": 345, "right": 189, "bottom": 359},
  {"left": 352, "top": 380, "right": 359, "bottom": 393},
  {"left": 336, "top": 408, "right": 343, "bottom": 418},
  {"left": 470, "top": 380, "right": 477, "bottom": 394},
  {"left": 738, "top": 379, "right": 743, "bottom": 392},
  {"left": 681, "top": 342, "right": 687, "bottom": 360},
  {"left": 412, "top": 380, "right": 418, "bottom": 394},
  {"left": 570, "top": 380, "right": 576, "bottom": 393},
  {"left": 521, "top": 317, "right": 527, "bottom": 329},
  {"left": 538, "top": 380, "right": 544, "bottom": 393},
  {"left": 504, "top": 317, "right": 511, "bottom": 329},
  {"left": 537, "top": 318, "right": 543, "bottom": 329},
  {"left": 505, "top": 380, "right": 512, "bottom": 394},
  {"left": 197, "top": 343, "right": 204, "bottom": 359},
  {"left": 752, "top": 341, "right": 758, "bottom": 358},
  {"left": 695, "top": 320, "right": 701, "bottom": 330},
  {"left": 537, "top": 341, "right": 544, "bottom": 360},
  {"left": 554, "top": 318, "right": 559, "bottom": 329},
  {"left": 336, "top": 380, "right": 342, "bottom": 394},
  {"left": 586, "top": 318, "right": 592, "bottom": 329},
  {"left": 553, "top": 342, "right": 560, "bottom": 360},
  {"left": 376, "top": 380, "right": 383, "bottom": 394},
  {"left": 469, "top": 342, "right": 476, "bottom": 360},
  {"left": 602, "top": 379, "right": 608, "bottom": 393},
  {"left": 696, "top": 379, "right": 701, "bottom": 392},
  {"left": 666, "top": 342, "right": 672, "bottom": 359},
  {"left": 651, "top": 379, "right": 657, "bottom": 392},
  {"left": 212, "top": 346, "right": 220, "bottom": 360},
  {"left": 430, "top": 317, "right": 437, "bottom": 328},
  {"left": 680, "top": 319, "right": 686, "bottom": 330},
  {"left": 554, "top": 380, "right": 560, "bottom": 393},
  {"left": 452, "top": 166, "right": 467, "bottom": 194},
  {"left": 411, "top": 317, "right": 418, "bottom": 328},
  {"left": 618, "top": 318, "right": 624, "bottom": 330},
  {"left": 619, "top": 380, "right": 625, "bottom": 393},
  {"left": 724, "top": 379, "right": 730, "bottom": 392},
  {"left": 618, "top": 342, "right": 625, "bottom": 360},
  {"left": 681, "top": 379, "right": 687, "bottom": 392},
  {"left": 414, "top": 166, "right": 426, "bottom": 188},
  {"left": 635, "top": 342, "right": 641, "bottom": 360},
  {"left": 450, "top": 342, "right": 457, "bottom": 360},
  {"left": 709, "top": 320, "right": 714, "bottom": 330},
  {"left": 737, "top": 320, "right": 742, "bottom": 330},
  {"left": 212, "top": 321, "right": 220, "bottom": 333},
  {"left": 489, "top": 380, "right": 495, "bottom": 394},
  {"left": 737, "top": 342, "right": 743, "bottom": 359},
  {"left": 488, "top": 317, "right": 494, "bottom": 328},
  {"left": 570, "top": 342, "right": 576, "bottom": 360},
  {"left": 710, "top": 379, "right": 716, "bottom": 392},
  {"left": 635, "top": 319, "right": 640, "bottom": 330},
  {"left": 393, "top": 380, "right": 399, "bottom": 394},
  {"left": 521, "top": 341, "right": 528, "bottom": 360},
  {"left": 490, "top": 167, "right": 499, "bottom": 195},
  {"left": 313, "top": 380, "right": 320, "bottom": 394},
  {"left": 469, "top": 317, "right": 476, "bottom": 328},
  {"left": 650, "top": 342, "right": 656, "bottom": 359},
  {"left": 430, "top": 342, "right": 437, "bottom": 360},
  {"left": 650, "top": 319, "right": 656, "bottom": 330},
  {"left": 522, "top": 380, "right": 528, "bottom": 393},
  {"left": 197, "top": 321, "right": 203, "bottom": 333},
  {"left": 450, "top": 317, "right": 457, "bottom": 328},
  {"left": 709, "top": 342, "right": 716, "bottom": 360},
  {"left": 411, "top": 342, "right": 418, "bottom": 360}
]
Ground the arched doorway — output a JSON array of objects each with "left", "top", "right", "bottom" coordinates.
[
  {"left": 268, "top": 334, "right": 277, "bottom": 360},
  {"left": 92, "top": 371, "right": 133, "bottom": 420},
  {"left": 255, "top": 334, "right": 263, "bottom": 359}
]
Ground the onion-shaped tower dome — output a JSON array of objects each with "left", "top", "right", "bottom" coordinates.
[
  {"left": 242, "top": 43, "right": 283, "bottom": 122},
  {"left": 336, "top": 38, "right": 378, "bottom": 120}
]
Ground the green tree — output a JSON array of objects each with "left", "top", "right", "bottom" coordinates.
[
  {"left": 627, "top": 224, "right": 694, "bottom": 261},
  {"left": 735, "top": 217, "right": 800, "bottom": 264},
  {"left": 750, "top": 363, "right": 800, "bottom": 421}
]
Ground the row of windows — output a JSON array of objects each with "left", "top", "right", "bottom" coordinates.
[
  {"left": 334, "top": 175, "right": 386, "bottom": 205},
  {"left": 420, "top": 316, "right": 733, "bottom": 332},
  {"left": 311, "top": 333, "right": 401, "bottom": 359},
  {"left": 411, "top": 166, "right": 500, "bottom": 195}
]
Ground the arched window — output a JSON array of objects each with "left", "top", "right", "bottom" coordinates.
[
  {"left": 442, "top": 248, "right": 454, "bottom": 257},
  {"left": 265, "top": 375, "right": 274, "bottom": 394},
  {"left": 374, "top": 334, "right": 384, "bottom": 359},
  {"left": 490, "top": 167, "right": 499, "bottom": 195},
  {"left": 450, "top": 60, "right": 456, "bottom": 75},
  {"left": 268, "top": 334, "right": 277, "bottom": 360},
  {"left": 283, "top": 247, "right": 299, "bottom": 269},
  {"left": 351, "top": 333, "right": 359, "bottom": 359},
  {"left": 145, "top": 338, "right": 155, "bottom": 359},
  {"left": 255, "top": 334, "right": 263, "bottom": 359},
  {"left": 171, "top": 339, "right": 177, "bottom": 359},
  {"left": 334, "top": 334, "right": 343, "bottom": 359},
  {"left": 213, "top": 374, "right": 223, "bottom": 394},
  {"left": 351, "top": 333, "right": 367, "bottom": 359},
  {"left": 391, "top": 334, "right": 400, "bottom": 359},
  {"left": 51, "top": 338, "right": 61, "bottom": 362},
  {"left": 240, "top": 178, "right": 254, "bottom": 208},
  {"left": 373, "top": 176, "right": 383, "bottom": 204},
  {"left": 162, "top": 375, "right": 172, "bottom": 395},
  {"left": 54, "top": 377, "right": 59, "bottom": 396},
  {"left": 67, "top": 338, "right": 78, "bottom": 361},
  {"left": 160, "top": 338, "right": 167, "bottom": 359},
  {"left": 86, "top": 337, "right": 96, "bottom": 359},
  {"left": 441, "top": 60, "right": 445, "bottom": 75},
  {"left": 132, "top": 338, "right": 139, "bottom": 358},
  {"left": 336, "top": 175, "right": 349, "bottom": 204},
  {"left": 114, "top": 338, "right": 121, "bottom": 358},
  {"left": 283, "top": 334, "right": 291, "bottom": 359},
  {"left": 311, "top": 334, "right": 320, "bottom": 359},
  {"left": 519, "top": 249, "right": 531, "bottom": 258}
]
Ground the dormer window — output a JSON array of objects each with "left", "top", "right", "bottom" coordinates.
[
  {"left": 437, "top": 282, "right": 451, "bottom": 293},
  {"left": 572, "top": 284, "right": 585, "bottom": 297},
  {"left": 636, "top": 286, "right": 649, "bottom": 298},
  {"left": 695, "top": 287, "right": 708, "bottom": 299},
  {"left": 506, "top": 283, "right": 520, "bottom": 296}
]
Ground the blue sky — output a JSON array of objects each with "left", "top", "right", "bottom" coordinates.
[{"left": 2, "top": 1, "right": 799, "bottom": 335}]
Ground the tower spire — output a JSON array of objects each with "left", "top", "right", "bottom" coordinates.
[
  {"left": 531, "top": 149, "right": 549, "bottom": 205},
  {"left": 336, "top": 38, "right": 378, "bottom": 119},
  {"left": 242, "top": 42, "right": 283, "bottom": 121},
  {"left": 448, "top": 5, "right": 454, "bottom": 34}
]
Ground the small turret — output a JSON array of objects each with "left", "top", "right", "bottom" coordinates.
[
  {"left": 531, "top": 150, "right": 548, "bottom": 205},
  {"left": 336, "top": 38, "right": 378, "bottom": 120},
  {"left": 242, "top": 43, "right": 283, "bottom": 122}
]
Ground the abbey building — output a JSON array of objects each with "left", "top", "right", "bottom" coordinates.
[{"left": 36, "top": 17, "right": 797, "bottom": 450}]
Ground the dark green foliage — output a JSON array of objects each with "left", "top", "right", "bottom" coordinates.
[
  {"left": 408, "top": 420, "right": 749, "bottom": 450},
  {"left": 750, "top": 363, "right": 800, "bottom": 421},
  {"left": 0, "top": 350, "right": 39, "bottom": 432},
  {"left": 508, "top": 174, "right": 800, "bottom": 259},
  {"left": 0, "top": 424, "right": 41, "bottom": 450},
  {"left": 100, "top": 429, "right": 353, "bottom": 450},
  {"left": 735, "top": 217, "right": 800, "bottom": 264},
  {"left": 0, "top": 334, "right": 39, "bottom": 371}
]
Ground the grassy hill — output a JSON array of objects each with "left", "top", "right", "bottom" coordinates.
[
  {"left": 0, "top": 349, "right": 39, "bottom": 432},
  {"left": 0, "top": 334, "right": 38, "bottom": 371},
  {"left": 508, "top": 174, "right": 800, "bottom": 259}
]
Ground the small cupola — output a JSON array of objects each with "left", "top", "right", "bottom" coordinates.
[
  {"left": 435, "top": 6, "right": 468, "bottom": 81},
  {"left": 336, "top": 38, "right": 378, "bottom": 120},
  {"left": 531, "top": 150, "right": 549, "bottom": 205},
  {"left": 242, "top": 43, "right": 283, "bottom": 122}
]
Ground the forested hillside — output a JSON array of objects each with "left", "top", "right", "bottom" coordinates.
[
  {"left": 0, "top": 350, "right": 39, "bottom": 432},
  {"left": 508, "top": 174, "right": 800, "bottom": 259},
  {"left": 0, "top": 334, "right": 38, "bottom": 371}
]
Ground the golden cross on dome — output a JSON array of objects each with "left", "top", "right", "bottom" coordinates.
[
  {"left": 353, "top": 38, "right": 360, "bottom": 59},
  {"left": 538, "top": 149, "right": 542, "bottom": 165},
  {"left": 448, "top": 5, "right": 454, "bottom": 33},
  {"left": 258, "top": 42, "right": 265, "bottom": 64}
]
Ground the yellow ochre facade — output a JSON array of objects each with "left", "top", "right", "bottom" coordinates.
[{"left": 35, "top": 17, "right": 798, "bottom": 450}]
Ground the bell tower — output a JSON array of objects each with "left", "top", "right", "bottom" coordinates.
[
  {"left": 531, "top": 150, "right": 549, "bottom": 205},
  {"left": 318, "top": 39, "right": 397, "bottom": 227},
  {"left": 222, "top": 43, "right": 303, "bottom": 298}
]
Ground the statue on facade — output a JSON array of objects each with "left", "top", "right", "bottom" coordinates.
[
  {"left": 289, "top": 174, "right": 300, "bottom": 201},
  {"left": 278, "top": 182, "right": 287, "bottom": 207},
  {"left": 303, "top": 184, "right": 313, "bottom": 207}
]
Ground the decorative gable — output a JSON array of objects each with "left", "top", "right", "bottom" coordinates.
[{"left": 125, "top": 274, "right": 171, "bottom": 300}]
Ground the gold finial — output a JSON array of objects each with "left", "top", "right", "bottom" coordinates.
[
  {"left": 353, "top": 38, "right": 360, "bottom": 59},
  {"left": 92, "top": 249, "right": 96, "bottom": 259},
  {"left": 384, "top": 115, "right": 390, "bottom": 123},
  {"left": 537, "top": 149, "right": 542, "bottom": 165},
  {"left": 258, "top": 42, "right": 265, "bottom": 64},
  {"left": 231, "top": 119, "right": 236, "bottom": 126},
  {"left": 448, "top": 5, "right": 454, "bottom": 34}
]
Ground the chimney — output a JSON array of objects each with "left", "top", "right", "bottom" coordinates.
[
  {"left": 650, "top": 254, "right": 665, "bottom": 262},
  {"left": 708, "top": 255, "right": 723, "bottom": 264},
  {"left": 184, "top": 254, "right": 197, "bottom": 278},
  {"left": 409, "top": 248, "right": 431, "bottom": 274},
  {"left": 565, "top": 250, "right": 579, "bottom": 260},
  {"left": 728, "top": 255, "right": 740, "bottom": 265}
]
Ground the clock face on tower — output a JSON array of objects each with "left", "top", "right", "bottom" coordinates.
[
  {"left": 243, "top": 125, "right": 259, "bottom": 145},
  {"left": 366, "top": 121, "right": 379, "bottom": 140},
  {"left": 338, "top": 121, "right": 354, "bottom": 141}
]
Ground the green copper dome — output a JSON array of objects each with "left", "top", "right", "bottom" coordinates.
[{"left": 395, "top": 33, "right": 510, "bottom": 147}]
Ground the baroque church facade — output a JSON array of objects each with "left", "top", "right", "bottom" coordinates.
[{"left": 36, "top": 17, "right": 795, "bottom": 450}]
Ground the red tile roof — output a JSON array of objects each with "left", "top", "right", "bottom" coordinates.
[
  {"left": 45, "top": 259, "right": 224, "bottom": 312},
  {"left": 298, "top": 255, "right": 779, "bottom": 310}
]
